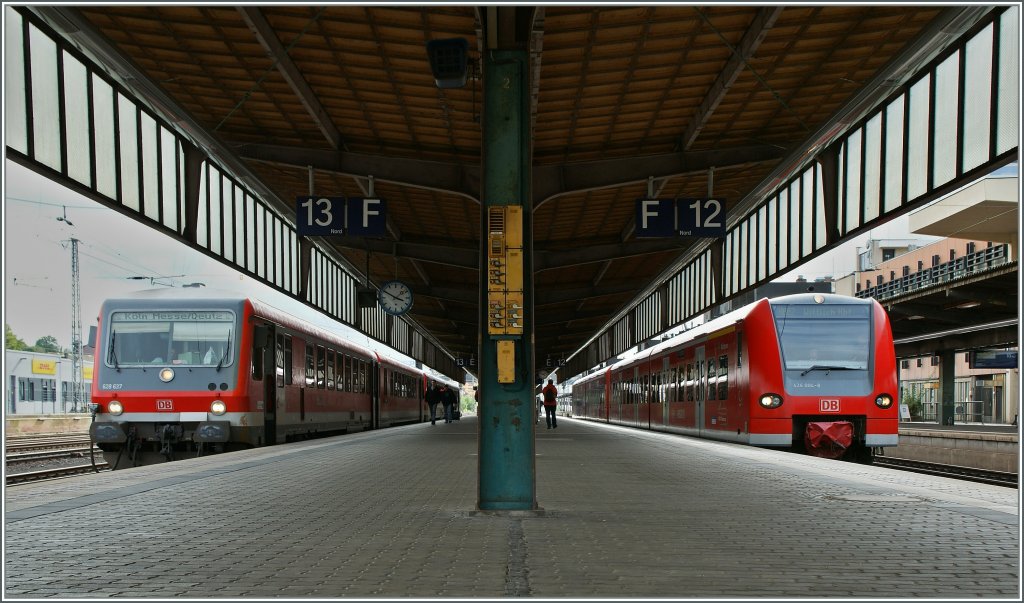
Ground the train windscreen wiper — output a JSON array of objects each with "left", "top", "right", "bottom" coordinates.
[
  {"left": 216, "top": 333, "right": 231, "bottom": 372},
  {"left": 109, "top": 330, "right": 121, "bottom": 372},
  {"left": 799, "top": 365, "right": 858, "bottom": 377}
]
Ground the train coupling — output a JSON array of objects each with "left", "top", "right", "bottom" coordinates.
[
  {"left": 90, "top": 422, "right": 128, "bottom": 444},
  {"left": 804, "top": 421, "right": 854, "bottom": 459},
  {"left": 193, "top": 421, "right": 231, "bottom": 443}
]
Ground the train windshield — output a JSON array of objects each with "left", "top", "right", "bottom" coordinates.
[
  {"left": 772, "top": 303, "right": 871, "bottom": 371},
  {"left": 106, "top": 310, "right": 235, "bottom": 367}
]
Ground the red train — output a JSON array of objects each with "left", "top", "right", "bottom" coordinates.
[
  {"left": 570, "top": 293, "right": 898, "bottom": 461},
  {"left": 89, "top": 291, "right": 433, "bottom": 468}
]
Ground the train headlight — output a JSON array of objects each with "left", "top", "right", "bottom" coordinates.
[
  {"left": 210, "top": 400, "right": 227, "bottom": 416},
  {"left": 875, "top": 394, "right": 894, "bottom": 409},
  {"left": 759, "top": 393, "right": 783, "bottom": 409},
  {"left": 159, "top": 368, "right": 175, "bottom": 382},
  {"left": 107, "top": 400, "right": 124, "bottom": 415}
]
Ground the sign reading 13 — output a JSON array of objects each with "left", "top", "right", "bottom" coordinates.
[{"left": 296, "top": 196, "right": 345, "bottom": 236}]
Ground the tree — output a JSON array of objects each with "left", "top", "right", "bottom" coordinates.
[
  {"left": 5, "top": 324, "right": 28, "bottom": 351},
  {"left": 33, "top": 335, "right": 62, "bottom": 354}
]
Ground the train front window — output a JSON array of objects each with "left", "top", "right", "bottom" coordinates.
[
  {"left": 772, "top": 303, "right": 871, "bottom": 371},
  {"left": 107, "top": 310, "right": 235, "bottom": 367}
]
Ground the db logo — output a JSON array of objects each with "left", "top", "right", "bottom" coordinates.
[
  {"left": 156, "top": 399, "right": 174, "bottom": 411},
  {"left": 819, "top": 399, "right": 840, "bottom": 413}
]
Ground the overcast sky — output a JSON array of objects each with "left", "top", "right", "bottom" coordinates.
[{"left": 2, "top": 160, "right": 412, "bottom": 365}]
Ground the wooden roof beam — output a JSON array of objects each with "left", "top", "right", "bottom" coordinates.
[{"left": 237, "top": 7, "right": 345, "bottom": 153}]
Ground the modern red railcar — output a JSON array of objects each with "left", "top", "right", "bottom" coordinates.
[
  {"left": 570, "top": 293, "right": 899, "bottom": 460},
  {"left": 89, "top": 291, "right": 429, "bottom": 468}
]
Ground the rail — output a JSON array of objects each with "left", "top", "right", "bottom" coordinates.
[{"left": 873, "top": 456, "right": 1017, "bottom": 488}]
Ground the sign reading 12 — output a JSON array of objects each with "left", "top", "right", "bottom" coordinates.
[{"left": 634, "top": 198, "right": 726, "bottom": 238}]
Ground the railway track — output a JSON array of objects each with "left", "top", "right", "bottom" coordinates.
[
  {"left": 6, "top": 433, "right": 95, "bottom": 452},
  {"left": 6, "top": 462, "right": 109, "bottom": 485},
  {"left": 873, "top": 456, "right": 1018, "bottom": 488},
  {"left": 6, "top": 433, "right": 110, "bottom": 485}
]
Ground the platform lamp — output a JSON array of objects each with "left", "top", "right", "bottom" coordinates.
[{"left": 426, "top": 38, "right": 469, "bottom": 89}]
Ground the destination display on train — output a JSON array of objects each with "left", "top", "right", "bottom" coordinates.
[
  {"left": 112, "top": 311, "right": 233, "bottom": 322},
  {"left": 774, "top": 304, "right": 869, "bottom": 319},
  {"left": 634, "top": 198, "right": 726, "bottom": 238}
]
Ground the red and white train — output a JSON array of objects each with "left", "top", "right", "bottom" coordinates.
[
  {"left": 89, "top": 291, "right": 439, "bottom": 468},
  {"left": 570, "top": 293, "right": 899, "bottom": 461}
]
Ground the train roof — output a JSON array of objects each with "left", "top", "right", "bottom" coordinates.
[{"left": 98, "top": 289, "right": 380, "bottom": 362}]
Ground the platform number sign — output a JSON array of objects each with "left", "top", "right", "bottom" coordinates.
[
  {"left": 635, "top": 198, "right": 726, "bottom": 238},
  {"left": 296, "top": 196, "right": 387, "bottom": 237}
]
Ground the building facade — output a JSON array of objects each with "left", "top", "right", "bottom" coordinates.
[{"left": 5, "top": 350, "right": 93, "bottom": 415}]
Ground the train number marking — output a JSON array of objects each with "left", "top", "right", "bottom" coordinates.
[
  {"left": 101, "top": 383, "right": 124, "bottom": 390},
  {"left": 156, "top": 399, "right": 174, "bottom": 411},
  {"left": 819, "top": 399, "right": 840, "bottom": 413}
]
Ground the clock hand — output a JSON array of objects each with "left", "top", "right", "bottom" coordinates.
[{"left": 382, "top": 289, "right": 407, "bottom": 303}]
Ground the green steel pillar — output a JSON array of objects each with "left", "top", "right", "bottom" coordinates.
[
  {"left": 477, "top": 8, "right": 536, "bottom": 511},
  {"left": 940, "top": 349, "right": 956, "bottom": 425}
]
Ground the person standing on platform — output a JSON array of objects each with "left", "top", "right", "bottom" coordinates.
[
  {"left": 441, "top": 384, "right": 457, "bottom": 423},
  {"left": 542, "top": 379, "right": 558, "bottom": 429},
  {"left": 425, "top": 382, "right": 441, "bottom": 425}
]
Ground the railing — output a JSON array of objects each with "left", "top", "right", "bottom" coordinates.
[
  {"left": 919, "top": 400, "right": 992, "bottom": 424},
  {"left": 856, "top": 244, "right": 1010, "bottom": 301}
]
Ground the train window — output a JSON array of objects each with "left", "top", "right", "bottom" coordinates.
[
  {"left": 108, "top": 310, "right": 234, "bottom": 366},
  {"left": 251, "top": 329, "right": 264, "bottom": 381},
  {"left": 355, "top": 359, "right": 364, "bottom": 393},
  {"left": 284, "top": 336, "right": 293, "bottom": 386},
  {"left": 326, "top": 349, "right": 335, "bottom": 389},
  {"left": 316, "top": 345, "right": 326, "bottom": 388},
  {"left": 696, "top": 361, "right": 704, "bottom": 401},
  {"left": 275, "top": 334, "right": 285, "bottom": 387},
  {"left": 706, "top": 358, "right": 717, "bottom": 400},
  {"left": 305, "top": 344, "right": 315, "bottom": 386},
  {"left": 736, "top": 332, "right": 743, "bottom": 368},
  {"left": 717, "top": 355, "right": 728, "bottom": 400},
  {"left": 773, "top": 303, "right": 871, "bottom": 371},
  {"left": 343, "top": 356, "right": 351, "bottom": 392},
  {"left": 349, "top": 355, "right": 356, "bottom": 392}
]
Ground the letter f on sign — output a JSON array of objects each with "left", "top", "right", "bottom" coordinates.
[
  {"left": 641, "top": 199, "right": 659, "bottom": 230},
  {"left": 362, "top": 198, "right": 381, "bottom": 228}
]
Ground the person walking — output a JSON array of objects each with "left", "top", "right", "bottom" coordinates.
[
  {"left": 441, "top": 384, "right": 457, "bottom": 424},
  {"left": 425, "top": 382, "right": 441, "bottom": 425},
  {"left": 542, "top": 379, "right": 558, "bottom": 429}
]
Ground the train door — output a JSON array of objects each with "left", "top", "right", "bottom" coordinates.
[
  {"left": 661, "top": 357, "right": 671, "bottom": 429},
  {"left": 631, "top": 366, "right": 640, "bottom": 427},
  {"left": 371, "top": 363, "right": 382, "bottom": 429},
  {"left": 253, "top": 324, "right": 277, "bottom": 446},
  {"left": 694, "top": 346, "right": 705, "bottom": 436}
]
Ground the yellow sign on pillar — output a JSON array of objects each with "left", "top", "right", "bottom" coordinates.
[
  {"left": 497, "top": 340, "right": 515, "bottom": 383},
  {"left": 486, "top": 206, "right": 525, "bottom": 336}
]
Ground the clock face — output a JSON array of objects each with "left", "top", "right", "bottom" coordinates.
[{"left": 378, "top": 280, "right": 413, "bottom": 316}]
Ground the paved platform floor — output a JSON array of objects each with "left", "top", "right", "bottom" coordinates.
[{"left": 4, "top": 415, "right": 1020, "bottom": 598}]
